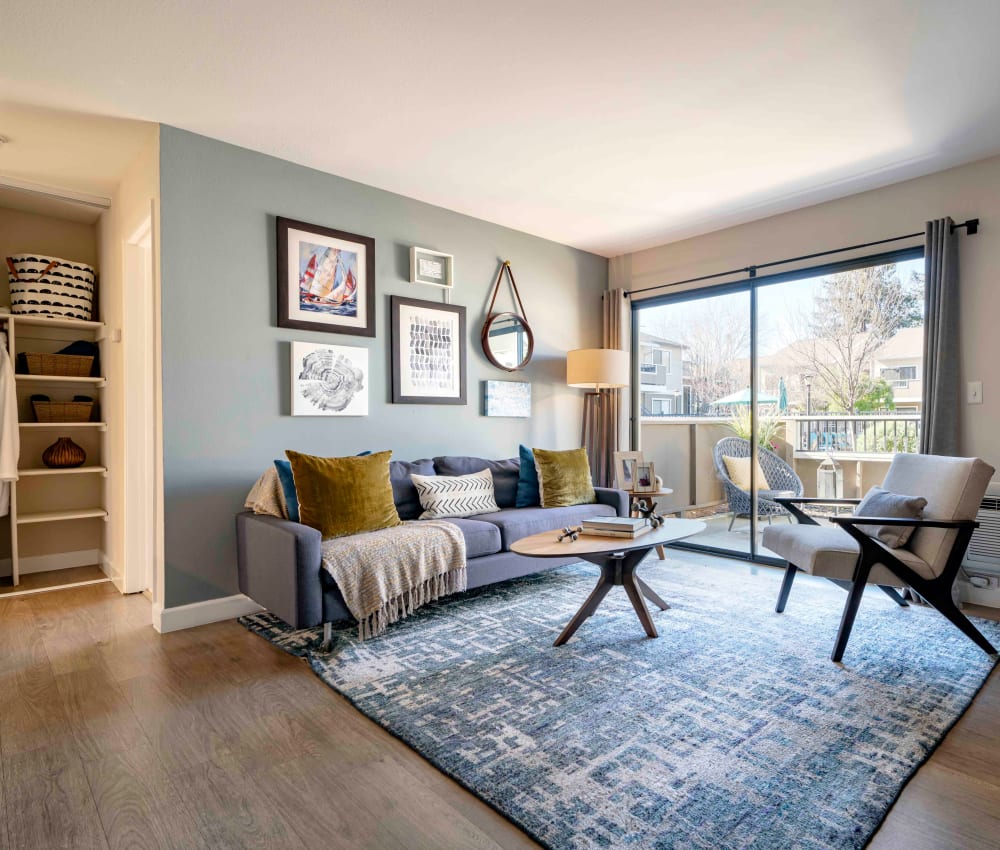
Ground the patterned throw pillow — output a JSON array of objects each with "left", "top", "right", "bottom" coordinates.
[
  {"left": 411, "top": 468, "right": 501, "bottom": 519},
  {"left": 853, "top": 486, "right": 927, "bottom": 549}
]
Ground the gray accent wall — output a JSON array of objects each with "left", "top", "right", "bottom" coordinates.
[{"left": 159, "top": 126, "right": 608, "bottom": 607}]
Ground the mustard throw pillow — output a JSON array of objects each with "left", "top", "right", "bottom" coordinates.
[
  {"left": 533, "top": 447, "right": 596, "bottom": 508},
  {"left": 285, "top": 449, "right": 401, "bottom": 540},
  {"left": 722, "top": 455, "right": 769, "bottom": 492}
]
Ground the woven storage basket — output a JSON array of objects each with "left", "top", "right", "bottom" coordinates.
[
  {"left": 32, "top": 400, "right": 94, "bottom": 423},
  {"left": 25, "top": 352, "right": 94, "bottom": 378},
  {"left": 6, "top": 253, "right": 96, "bottom": 322}
]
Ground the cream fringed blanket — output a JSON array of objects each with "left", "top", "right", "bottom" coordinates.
[{"left": 321, "top": 520, "right": 467, "bottom": 640}]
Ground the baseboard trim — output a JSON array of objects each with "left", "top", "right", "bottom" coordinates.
[{"left": 153, "top": 593, "right": 264, "bottom": 634}]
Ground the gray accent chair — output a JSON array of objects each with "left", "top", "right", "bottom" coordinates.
[
  {"left": 713, "top": 437, "right": 804, "bottom": 531},
  {"left": 762, "top": 453, "right": 997, "bottom": 662}
]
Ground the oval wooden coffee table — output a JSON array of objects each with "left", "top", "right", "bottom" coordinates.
[{"left": 510, "top": 518, "right": 706, "bottom": 646}]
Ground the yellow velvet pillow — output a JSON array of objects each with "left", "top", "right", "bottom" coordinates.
[
  {"left": 532, "top": 447, "right": 596, "bottom": 508},
  {"left": 722, "top": 455, "right": 769, "bottom": 492},
  {"left": 285, "top": 449, "right": 401, "bottom": 540}
]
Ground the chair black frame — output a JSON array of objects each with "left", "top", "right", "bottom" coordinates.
[{"left": 773, "top": 496, "right": 998, "bottom": 663}]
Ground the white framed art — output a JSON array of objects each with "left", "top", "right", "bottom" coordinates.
[
  {"left": 410, "top": 246, "right": 454, "bottom": 289},
  {"left": 291, "top": 341, "right": 368, "bottom": 416}
]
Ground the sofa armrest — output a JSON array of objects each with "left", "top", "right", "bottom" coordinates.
[
  {"left": 236, "top": 512, "right": 324, "bottom": 629},
  {"left": 595, "top": 487, "right": 629, "bottom": 517}
]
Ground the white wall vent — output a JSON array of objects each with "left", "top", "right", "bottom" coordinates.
[{"left": 963, "top": 481, "right": 1000, "bottom": 573}]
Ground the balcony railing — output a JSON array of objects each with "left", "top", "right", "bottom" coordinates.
[{"left": 789, "top": 414, "right": 920, "bottom": 455}]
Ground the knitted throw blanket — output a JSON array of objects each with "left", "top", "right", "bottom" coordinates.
[{"left": 321, "top": 520, "right": 467, "bottom": 640}]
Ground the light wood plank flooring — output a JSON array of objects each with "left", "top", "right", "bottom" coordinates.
[
  {"left": 0, "top": 564, "right": 109, "bottom": 597},
  {"left": 0, "top": 581, "right": 997, "bottom": 849}
]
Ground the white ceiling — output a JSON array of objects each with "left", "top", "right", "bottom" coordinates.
[{"left": 3, "top": 1, "right": 1000, "bottom": 257}]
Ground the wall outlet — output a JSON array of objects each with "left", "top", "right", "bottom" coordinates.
[{"left": 967, "top": 380, "right": 983, "bottom": 404}]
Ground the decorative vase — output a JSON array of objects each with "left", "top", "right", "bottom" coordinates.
[{"left": 42, "top": 436, "right": 86, "bottom": 468}]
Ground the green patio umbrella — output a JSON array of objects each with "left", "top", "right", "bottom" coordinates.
[
  {"left": 710, "top": 387, "right": 778, "bottom": 406},
  {"left": 777, "top": 377, "right": 788, "bottom": 412}
]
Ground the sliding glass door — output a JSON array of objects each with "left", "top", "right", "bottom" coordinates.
[{"left": 633, "top": 249, "right": 924, "bottom": 563}]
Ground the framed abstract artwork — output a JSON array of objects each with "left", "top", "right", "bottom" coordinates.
[
  {"left": 483, "top": 380, "right": 531, "bottom": 417},
  {"left": 410, "top": 246, "right": 454, "bottom": 289},
  {"left": 276, "top": 216, "right": 376, "bottom": 337},
  {"left": 290, "top": 341, "right": 368, "bottom": 416},
  {"left": 391, "top": 295, "right": 466, "bottom": 405}
]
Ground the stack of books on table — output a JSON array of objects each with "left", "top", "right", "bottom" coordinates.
[{"left": 580, "top": 517, "right": 652, "bottom": 539}]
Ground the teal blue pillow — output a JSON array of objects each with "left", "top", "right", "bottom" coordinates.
[
  {"left": 515, "top": 444, "right": 540, "bottom": 507},
  {"left": 273, "top": 459, "right": 300, "bottom": 522}
]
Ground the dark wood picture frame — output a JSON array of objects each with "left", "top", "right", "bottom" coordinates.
[
  {"left": 276, "top": 216, "right": 376, "bottom": 337},
  {"left": 391, "top": 295, "right": 467, "bottom": 405}
]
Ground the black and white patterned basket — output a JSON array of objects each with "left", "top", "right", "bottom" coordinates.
[{"left": 6, "top": 253, "right": 96, "bottom": 321}]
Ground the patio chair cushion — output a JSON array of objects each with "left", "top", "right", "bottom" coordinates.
[
  {"left": 722, "top": 455, "right": 769, "bottom": 492},
  {"left": 761, "top": 523, "right": 934, "bottom": 586},
  {"left": 880, "top": 454, "right": 994, "bottom": 576},
  {"left": 853, "top": 486, "right": 927, "bottom": 549}
]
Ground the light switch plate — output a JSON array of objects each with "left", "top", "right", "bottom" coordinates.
[{"left": 967, "top": 380, "right": 983, "bottom": 404}]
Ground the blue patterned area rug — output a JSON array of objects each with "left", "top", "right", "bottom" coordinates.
[{"left": 240, "top": 556, "right": 999, "bottom": 850}]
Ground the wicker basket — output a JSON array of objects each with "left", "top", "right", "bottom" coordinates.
[
  {"left": 32, "top": 400, "right": 94, "bottom": 423},
  {"left": 25, "top": 352, "right": 94, "bottom": 378}
]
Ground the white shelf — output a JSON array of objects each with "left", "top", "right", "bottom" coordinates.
[
  {"left": 1, "top": 315, "right": 104, "bottom": 331},
  {"left": 16, "top": 374, "right": 105, "bottom": 386},
  {"left": 17, "top": 508, "right": 108, "bottom": 525},
  {"left": 18, "top": 466, "right": 107, "bottom": 477},
  {"left": 20, "top": 422, "right": 107, "bottom": 430}
]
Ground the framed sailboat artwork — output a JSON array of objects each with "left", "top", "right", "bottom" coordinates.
[{"left": 276, "top": 216, "right": 376, "bottom": 337}]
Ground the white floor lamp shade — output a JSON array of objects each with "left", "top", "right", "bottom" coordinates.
[{"left": 567, "top": 349, "right": 630, "bottom": 484}]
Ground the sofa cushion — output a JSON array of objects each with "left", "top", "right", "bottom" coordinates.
[
  {"left": 433, "top": 455, "right": 520, "bottom": 508},
  {"left": 286, "top": 449, "right": 401, "bottom": 540},
  {"left": 390, "top": 458, "right": 435, "bottom": 520},
  {"left": 516, "top": 444, "right": 540, "bottom": 507},
  {"left": 483, "top": 504, "right": 616, "bottom": 549},
  {"left": 411, "top": 468, "right": 501, "bottom": 519},
  {"left": 533, "top": 447, "right": 596, "bottom": 507},
  {"left": 441, "top": 517, "right": 503, "bottom": 558}
]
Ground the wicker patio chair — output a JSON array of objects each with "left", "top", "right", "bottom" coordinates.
[{"left": 713, "top": 437, "right": 804, "bottom": 530}]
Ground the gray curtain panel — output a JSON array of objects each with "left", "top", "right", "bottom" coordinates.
[
  {"left": 920, "top": 218, "right": 960, "bottom": 456},
  {"left": 588, "top": 289, "right": 629, "bottom": 488}
]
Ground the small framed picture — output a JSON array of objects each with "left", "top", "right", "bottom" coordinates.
[
  {"left": 291, "top": 341, "right": 368, "bottom": 416},
  {"left": 634, "top": 461, "right": 656, "bottom": 493},
  {"left": 484, "top": 380, "right": 531, "bottom": 417},
  {"left": 613, "top": 451, "right": 643, "bottom": 491},
  {"left": 410, "top": 247, "right": 454, "bottom": 288},
  {"left": 277, "top": 217, "right": 376, "bottom": 337},
  {"left": 391, "top": 295, "right": 467, "bottom": 405}
]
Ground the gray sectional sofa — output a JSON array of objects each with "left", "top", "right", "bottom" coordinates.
[{"left": 236, "top": 454, "right": 628, "bottom": 631}]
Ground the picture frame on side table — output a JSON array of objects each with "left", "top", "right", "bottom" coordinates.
[
  {"left": 613, "top": 451, "right": 643, "bottom": 491},
  {"left": 277, "top": 216, "right": 376, "bottom": 337},
  {"left": 391, "top": 295, "right": 467, "bottom": 405},
  {"left": 290, "top": 341, "right": 368, "bottom": 416},
  {"left": 410, "top": 247, "right": 454, "bottom": 289},
  {"left": 634, "top": 461, "right": 656, "bottom": 493}
]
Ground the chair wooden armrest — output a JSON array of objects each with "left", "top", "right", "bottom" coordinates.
[{"left": 829, "top": 516, "right": 979, "bottom": 529}]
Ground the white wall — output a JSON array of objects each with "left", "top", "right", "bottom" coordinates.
[
  {"left": 97, "top": 127, "right": 161, "bottom": 591},
  {"left": 612, "top": 154, "right": 1000, "bottom": 469}
]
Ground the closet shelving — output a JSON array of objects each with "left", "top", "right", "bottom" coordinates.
[{"left": 3, "top": 312, "right": 108, "bottom": 586}]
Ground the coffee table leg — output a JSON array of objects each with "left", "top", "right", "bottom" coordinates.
[
  {"left": 553, "top": 575, "right": 614, "bottom": 647},
  {"left": 655, "top": 545, "right": 666, "bottom": 560},
  {"left": 622, "top": 573, "right": 658, "bottom": 638},
  {"left": 635, "top": 577, "right": 669, "bottom": 610}
]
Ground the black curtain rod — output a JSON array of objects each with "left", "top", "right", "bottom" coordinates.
[{"left": 625, "top": 218, "right": 979, "bottom": 298}]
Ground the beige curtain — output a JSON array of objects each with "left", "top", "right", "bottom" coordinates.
[{"left": 593, "top": 289, "right": 629, "bottom": 487}]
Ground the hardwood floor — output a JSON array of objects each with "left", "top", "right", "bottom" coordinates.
[
  {"left": 0, "top": 565, "right": 108, "bottom": 597},
  {"left": 0, "top": 582, "right": 997, "bottom": 849}
]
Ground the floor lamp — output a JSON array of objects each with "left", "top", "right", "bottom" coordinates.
[{"left": 567, "top": 348, "right": 630, "bottom": 485}]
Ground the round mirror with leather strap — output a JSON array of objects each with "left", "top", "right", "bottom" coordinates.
[{"left": 481, "top": 261, "right": 534, "bottom": 372}]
